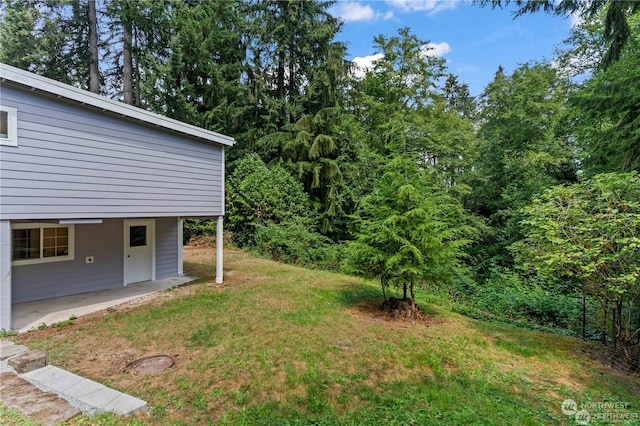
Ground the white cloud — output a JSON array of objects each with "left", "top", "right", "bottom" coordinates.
[
  {"left": 330, "top": 2, "right": 394, "bottom": 23},
  {"left": 351, "top": 53, "right": 384, "bottom": 78},
  {"left": 421, "top": 42, "right": 452, "bottom": 57},
  {"left": 386, "top": 0, "right": 457, "bottom": 15},
  {"left": 569, "top": 11, "right": 583, "bottom": 28}
]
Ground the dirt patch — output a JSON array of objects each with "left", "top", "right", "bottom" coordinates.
[{"left": 347, "top": 299, "right": 445, "bottom": 328}]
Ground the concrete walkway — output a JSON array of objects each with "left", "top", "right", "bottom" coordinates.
[
  {"left": 1, "top": 340, "right": 147, "bottom": 422},
  {"left": 2, "top": 276, "right": 197, "bottom": 423},
  {"left": 12, "top": 275, "right": 196, "bottom": 333}
]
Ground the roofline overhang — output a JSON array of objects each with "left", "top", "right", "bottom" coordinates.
[{"left": 0, "top": 63, "right": 235, "bottom": 147}]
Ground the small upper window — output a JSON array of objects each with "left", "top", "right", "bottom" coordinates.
[
  {"left": 0, "top": 105, "right": 18, "bottom": 146},
  {"left": 12, "top": 223, "right": 75, "bottom": 266}
]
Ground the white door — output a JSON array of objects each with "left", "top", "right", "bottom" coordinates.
[{"left": 124, "top": 219, "right": 155, "bottom": 285}]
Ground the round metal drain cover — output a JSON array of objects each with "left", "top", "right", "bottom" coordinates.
[{"left": 124, "top": 355, "right": 174, "bottom": 376}]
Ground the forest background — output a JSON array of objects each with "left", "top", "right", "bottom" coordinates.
[{"left": 1, "top": 0, "right": 638, "bottom": 368}]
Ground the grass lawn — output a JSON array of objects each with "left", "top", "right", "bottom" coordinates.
[{"left": 13, "top": 247, "right": 640, "bottom": 425}]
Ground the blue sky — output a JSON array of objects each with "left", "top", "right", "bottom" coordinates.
[{"left": 329, "top": 0, "right": 575, "bottom": 96}]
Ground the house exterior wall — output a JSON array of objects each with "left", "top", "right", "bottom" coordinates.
[
  {"left": 156, "top": 217, "right": 178, "bottom": 279},
  {"left": 12, "top": 217, "right": 181, "bottom": 303},
  {"left": 12, "top": 219, "right": 124, "bottom": 303},
  {"left": 0, "top": 84, "right": 224, "bottom": 221}
]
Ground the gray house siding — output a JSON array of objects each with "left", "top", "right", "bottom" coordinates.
[
  {"left": 12, "top": 219, "right": 123, "bottom": 303},
  {"left": 0, "top": 85, "right": 224, "bottom": 220},
  {"left": 156, "top": 217, "right": 178, "bottom": 279},
  {"left": 12, "top": 217, "right": 181, "bottom": 303}
]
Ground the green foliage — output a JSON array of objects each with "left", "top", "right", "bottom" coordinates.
[
  {"left": 345, "top": 155, "right": 477, "bottom": 304},
  {"left": 0, "top": 0, "right": 91, "bottom": 87},
  {"left": 571, "top": 11, "right": 640, "bottom": 175},
  {"left": 467, "top": 63, "right": 577, "bottom": 273},
  {"left": 253, "top": 222, "right": 342, "bottom": 270},
  {"left": 452, "top": 269, "right": 581, "bottom": 331},
  {"left": 227, "top": 153, "right": 315, "bottom": 246},
  {"left": 0, "top": 403, "right": 39, "bottom": 426},
  {"left": 515, "top": 172, "right": 640, "bottom": 358},
  {"left": 139, "top": 0, "right": 250, "bottom": 135},
  {"left": 226, "top": 153, "right": 339, "bottom": 269},
  {"left": 0, "top": 329, "right": 18, "bottom": 338},
  {"left": 183, "top": 218, "right": 218, "bottom": 245}
]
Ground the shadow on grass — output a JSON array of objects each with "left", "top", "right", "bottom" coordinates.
[{"left": 332, "top": 278, "right": 447, "bottom": 320}]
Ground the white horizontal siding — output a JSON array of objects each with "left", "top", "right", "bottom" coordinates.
[{"left": 0, "top": 85, "right": 226, "bottom": 220}]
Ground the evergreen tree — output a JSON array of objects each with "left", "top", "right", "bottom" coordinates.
[
  {"left": 467, "top": 63, "right": 578, "bottom": 274},
  {"left": 0, "top": 0, "right": 93, "bottom": 88},
  {"left": 354, "top": 28, "right": 477, "bottom": 191},
  {"left": 345, "top": 155, "right": 475, "bottom": 318},
  {"left": 570, "top": 11, "right": 640, "bottom": 175},
  {"left": 475, "top": 0, "right": 640, "bottom": 67}
]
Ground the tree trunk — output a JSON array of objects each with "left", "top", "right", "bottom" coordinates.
[
  {"left": 123, "top": 18, "right": 133, "bottom": 105},
  {"left": 276, "top": 0, "right": 287, "bottom": 128},
  {"left": 288, "top": 42, "right": 295, "bottom": 124},
  {"left": 403, "top": 283, "right": 407, "bottom": 300},
  {"left": 88, "top": 0, "right": 100, "bottom": 93},
  {"left": 582, "top": 292, "right": 587, "bottom": 340},
  {"left": 134, "top": 30, "right": 140, "bottom": 106},
  {"left": 381, "top": 276, "right": 388, "bottom": 302},
  {"left": 410, "top": 281, "right": 416, "bottom": 311}
]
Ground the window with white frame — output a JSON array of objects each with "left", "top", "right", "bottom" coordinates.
[
  {"left": 0, "top": 106, "right": 18, "bottom": 146},
  {"left": 11, "top": 223, "right": 75, "bottom": 265}
]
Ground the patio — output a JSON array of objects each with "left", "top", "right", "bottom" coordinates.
[{"left": 12, "top": 275, "right": 196, "bottom": 333}]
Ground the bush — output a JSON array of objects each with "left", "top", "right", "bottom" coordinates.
[
  {"left": 183, "top": 218, "right": 217, "bottom": 245},
  {"left": 449, "top": 269, "right": 583, "bottom": 333},
  {"left": 252, "top": 221, "right": 343, "bottom": 270},
  {"left": 225, "top": 154, "right": 341, "bottom": 270},
  {"left": 227, "top": 154, "right": 316, "bottom": 247}
]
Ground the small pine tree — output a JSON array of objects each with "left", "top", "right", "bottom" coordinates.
[{"left": 345, "top": 155, "right": 475, "bottom": 318}]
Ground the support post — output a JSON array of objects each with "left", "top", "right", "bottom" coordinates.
[
  {"left": 177, "top": 217, "right": 184, "bottom": 276},
  {"left": 0, "top": 221, "right": 12, "bottom": 331},
  {"left": 215, "top": 216, "right": 223, "bottom": 284}
]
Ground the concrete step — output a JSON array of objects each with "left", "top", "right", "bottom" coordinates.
[
  {"left": 0, "top": 372, "right": 81, "bottom": 426},
  {"left": 22, "top": 365, "right": 148, "bottom": 416}
]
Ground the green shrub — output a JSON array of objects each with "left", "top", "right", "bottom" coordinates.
[
  {"left": 252, "top": 221, "right": 343, "bottom": 270},
  {"left": 225, "top": 154, "right": 341, "bottom": 270},
  {"left": 227, "top": 154, "right": 317, "bottom": 247},
  {"left": 450, "top": 269, "right": 585, "bottom": 334},
  {"left": 183, "top": 218, "right": 217, "bottom": 244}
]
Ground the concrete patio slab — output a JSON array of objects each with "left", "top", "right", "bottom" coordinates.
[{"left": 13, "top": 275, "right": 196, "bottom": 333}]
